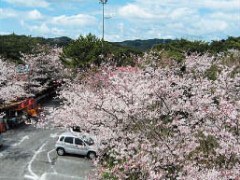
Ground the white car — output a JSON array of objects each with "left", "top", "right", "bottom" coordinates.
[{"left": 55, "top": 131, "right": 98, "bottom": 159}]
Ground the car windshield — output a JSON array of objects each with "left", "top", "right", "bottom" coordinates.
[{"left": 83, "top": 137, "right": 94, "bottom": 146}]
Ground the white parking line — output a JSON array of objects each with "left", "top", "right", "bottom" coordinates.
[
  {"left": 12, "top": 135, "right": 29, "bottom": 147},
  {"left": 47, "top": 148, "right": 57, "bottom": 174},
  {"left": 25, "top": 142, "right": 47, "bottom": 180},
  {"left": 24, "top": 174, "right": 37, "bottom": 180},
  {"left": 47, "top": 149, "right": 55, "bottom": 163}
]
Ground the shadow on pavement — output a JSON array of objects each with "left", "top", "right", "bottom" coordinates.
[{"left": 62, "top": 153, "right": 87, "bottom": 159}]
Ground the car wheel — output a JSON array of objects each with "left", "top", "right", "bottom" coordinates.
[
  {"left": 87, "top": 151, "right": 96, "bottom": 159},
  {"left": 57, "top": 148, "right": 65, "bottom": 156}
]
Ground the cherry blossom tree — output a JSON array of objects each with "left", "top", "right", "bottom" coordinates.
[
  {"left": 0, "top": 58, "right": 29, "bottom": 103},
  {"left": 12, "top": 47, "right": 66, "bottom": 95},
  {"left": 0, "top": 47, "right": 64, "bottom": 103},
  {"left": 50, "top": 52, "right": 240, "bottom": 179},
  {"left": 20, "top": 47, "right": 64, "bottom": 80},
  {"left": 0, "top": 58, "right": 15, "bottom": 82}
]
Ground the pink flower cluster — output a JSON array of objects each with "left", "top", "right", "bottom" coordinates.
[{"left": 52, "top": 53, "right": 240, "bottom": 179}]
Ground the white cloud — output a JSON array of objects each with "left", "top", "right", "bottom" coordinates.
[
  {"left": 31, "top": 23, "right": 50, "bottom": 34},
  {"left": 106, "top": 34, "right": 122, "bottom": 42},
  {"left": 195, "top": 20, "right": 229, "bottom": 32},
  {"left": 119, "top": 4, "right": 157, "bottom": 19},
  {"left": 51, "top": 14, "right": 96, "bottom": 26},
  {"left": 200, "top": 0, "right": 240, "bottom": 10},
  {"left": 169, "top": 8, "right": 196, "bottom": 19},
  {"left": 135, "top": 0, "right": 240, "bottom": 11},
  {"left": 111, "top": 0, "right": 239, "bottom": 41},
  {"left": 209, "top": 12, "right": 240, "bottom": 22},
  {"left": 0, "top": 8, "right": 44, "bottom": 21},
  {"left": 27, "top": 10, "right": 43, "bottom": 20},
  {"left": 3, "top": 0, "right": 49, "bottom": 7},
  {"left": 28, "top": 23, "right": 65, "bottom": 36},
  {"left": 1, "top": 0, "right": 239, "bottom": 41},
  {"left": 0, "top": 31, "right": 11, "bottom": 35},
  {"left": 0, "top": 8, "right": 17, "bottom": 19}
]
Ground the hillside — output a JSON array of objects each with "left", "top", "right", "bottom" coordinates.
[
  {"left": 115, "top": 37, "right": 240, "bottom": 52},
  {"left": 115, "top": 38, "right": 172, "bottom": 51},
  {"left": 1, "top": 34, "right": 239, "bottom": 65},
  {"left": 45, "top": 36, "right": 73, "bottom": 47},
  {"left": 0, "top": 34, "right": 72, "bottom": 62}
]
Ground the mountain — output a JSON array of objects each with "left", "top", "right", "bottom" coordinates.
[
  {"left": 114, "top": 38, "right": 172, "bottom": 51},
  {"left": 0, "top": 34, "right": 73, "bottom": 61},
  {"left": 45, "top": 36, "right": 73, "bottom": 47}
]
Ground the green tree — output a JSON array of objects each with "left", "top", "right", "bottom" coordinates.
[
  {"left": 61, "top": 34, "right": 103, "bottom": 68},
  {"left": 61, "top": 33, "right": 142, "bottom": 68}
]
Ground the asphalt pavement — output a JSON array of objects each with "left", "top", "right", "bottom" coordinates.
[{"left": 0, "top": 125, "right": 95, "bottom": 180}]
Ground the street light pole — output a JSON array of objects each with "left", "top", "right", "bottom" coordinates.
[
  {"left": 99, "top": 0, "right": 108, "bottom": 54},
  {"left": 102, "top": 1, "right": 105, "bottom": 43}
]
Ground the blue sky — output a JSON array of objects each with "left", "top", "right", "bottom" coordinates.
[{"left": 0, "top": 0, "right": 239, "bottom": 42}]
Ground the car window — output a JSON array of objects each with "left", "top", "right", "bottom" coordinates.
[
  {"left": 75, "top": 138, "right": 83, "bottom": 145},
  {"left": 83, "top": 137, "right": 94, "bottom": 146},
  {"left": 59, "top": 136, "right": 64, "bottom": 141},
  {"left": 64, "top": 137, "right": 73, "bottom": 144}
]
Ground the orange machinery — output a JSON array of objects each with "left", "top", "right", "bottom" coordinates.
[
  {"left": 0, "top": 98, "right": 41, "bottom": 132},
  {"left": 16, "top": 98, "right": 40, "bottom": 117}
]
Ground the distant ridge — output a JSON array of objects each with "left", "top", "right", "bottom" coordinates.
[
  {"left": 114, "top": 39, "right": 172, "bottom": 51},
  {"left": 0, "top": 33, "right": 172, "bottom": 52},
  {"left": 0, "top": 34, "right": 73, "bottom": 61},
  {"left": 46, "top": 36, "right": 73, "bottom": 47}
]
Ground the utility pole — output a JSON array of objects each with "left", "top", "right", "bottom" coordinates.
[{"left": 99, "top": 0, "right": 108, "bottom": 54}]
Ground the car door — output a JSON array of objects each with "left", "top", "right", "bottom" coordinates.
[
  {"left": 63, "top": 137, "right": 75, "bottom": 154},
  {"left": 74, "top": 138, "right": 88, "bottom": 155}
]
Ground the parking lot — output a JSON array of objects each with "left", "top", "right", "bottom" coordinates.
[{"left": 0, "top": 125, "right": 95, "bottom": 180}]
